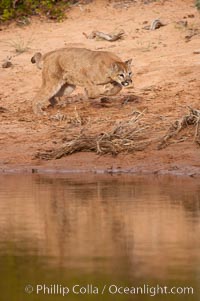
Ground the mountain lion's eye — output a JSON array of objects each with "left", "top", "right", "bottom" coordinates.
[
  {"left": 119, "top": 74, "right": 124, "bottom": 78},
  {"left": 129, "top": 72, "right": 132, "bottom": 76}
]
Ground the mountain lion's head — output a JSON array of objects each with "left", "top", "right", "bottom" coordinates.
[{"left": 110, "top": 59, "right": 133, "bottom": 87}]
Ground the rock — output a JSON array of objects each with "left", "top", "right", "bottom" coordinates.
[{"left": 2, "top": 61, "right": 13, "bottom": 68}]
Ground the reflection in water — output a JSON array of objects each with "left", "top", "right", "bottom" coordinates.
[{"left": 0, "top": 174, "right": 200, "bottom": 300}]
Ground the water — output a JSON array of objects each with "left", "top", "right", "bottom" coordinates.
[{"left": 0, "top": 174, "right": 200, "bottom": 301}]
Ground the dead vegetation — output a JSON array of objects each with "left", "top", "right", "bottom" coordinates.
[
  {"left": 35, "top": 105, "right": 200, "bottom": 161},
  {"left": 83, "top": 29, "right": 125, "bottom": 41},
  {"left": 143, "top": 19, "right": 166, "bottom": 30},
  {"left": 158, "top": 107, "right": 200, "bottom": 149},
  {"left": 35, "top": 110, "right": 150, "bottom": 160},
  {"left": 5, "top": 36, "right": 33, "bottom": 54}
]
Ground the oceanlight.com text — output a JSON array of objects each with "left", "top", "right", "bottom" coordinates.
[{"left": 25, "top": 283, "right": 194, "bottom": 297}]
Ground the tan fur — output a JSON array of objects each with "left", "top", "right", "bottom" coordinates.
[{"left": 31, "top": 47, "right": 133, "bottom": 115}]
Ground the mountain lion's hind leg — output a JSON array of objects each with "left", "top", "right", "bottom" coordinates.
[{"left": 32, "top": 81, "right": 64, "bottom": 115}]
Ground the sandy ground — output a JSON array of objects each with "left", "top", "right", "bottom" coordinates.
[{"left": 0, "top": 0, "right": 199, "bottom": 175}]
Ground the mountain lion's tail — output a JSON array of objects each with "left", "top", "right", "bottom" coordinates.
[{"left": 31, "top": 52, "right": 43, "bottom": 69}]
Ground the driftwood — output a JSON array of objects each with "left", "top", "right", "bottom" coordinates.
[
  {"left": 143, "top": 19, "right": 165, "bottom": 30},
  {"left": 158, "top": 107, "right": 200, "bottom": 149},
  {"left": 36, "top": 111, "right": 150, "bottom": 160},
  {"left": 83, "top": 30, "right": 125, "bottom": 41},
  {"left": 150, "top": 19, "right": 165, "bottom": 30}
]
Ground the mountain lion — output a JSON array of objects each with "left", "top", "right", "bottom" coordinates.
[{"left": 31, "top": 48, "right": 133, "bottom": 115}]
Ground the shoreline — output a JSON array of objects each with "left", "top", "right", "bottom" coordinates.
[{"left": 0, "top": 163, "right": 199, "bottom": 177}]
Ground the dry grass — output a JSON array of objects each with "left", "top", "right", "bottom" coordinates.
[
  {"left": 6, "top": 36, "right": 33, "bottom": 54},
  {"left": 158, "top": 107, "right": 200, "bottom": 149},
  {"left": 36, "top": 110, "right": 151, "bottom": 160},
  {"left": 35, "top": 105, "right": 200, "bottom": 161}
]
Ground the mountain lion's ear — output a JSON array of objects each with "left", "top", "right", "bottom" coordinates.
[
  {"left": 111, "top": 62, "right": 120, "bottom": 72},
  {"left": 125, "top": 59, "right": 132, "bottom": 66}
]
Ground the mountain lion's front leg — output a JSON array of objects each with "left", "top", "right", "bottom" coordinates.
[
  {"left": 32, "top": 82, "right": 63, "bottom": 115},
  {"left": 85, "top": 83, "right": 122, "bottom": 99},
  {"left": 103, "top": 82, "right": 122, "bottom": 96},
  {"left": 85, "top": 86, "right": 103, "bottom": 99}
]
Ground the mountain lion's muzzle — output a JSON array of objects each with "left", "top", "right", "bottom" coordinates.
[{"left": 121, "top": 79, "right": 132, "bottom": 86}]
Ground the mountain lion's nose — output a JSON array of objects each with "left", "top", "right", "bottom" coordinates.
[{"left": 122, "top": 81, "right": 129, "bottom": 86}]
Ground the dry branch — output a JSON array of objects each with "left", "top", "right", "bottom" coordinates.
[
  {"left": 143, "top": 19, "right": 166, "bottom": 30},
  {"left": 83, "top": 30, "right": 125, "bottom": 41},
  {"left": 36, "top": 111, "right": 150, "bottom": 160},
  {"left": 150, "top": 19, "right": 165, "bottom": 30},
  {"left": 158, "top": 107, "right": 200, "bottom": 149}
]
